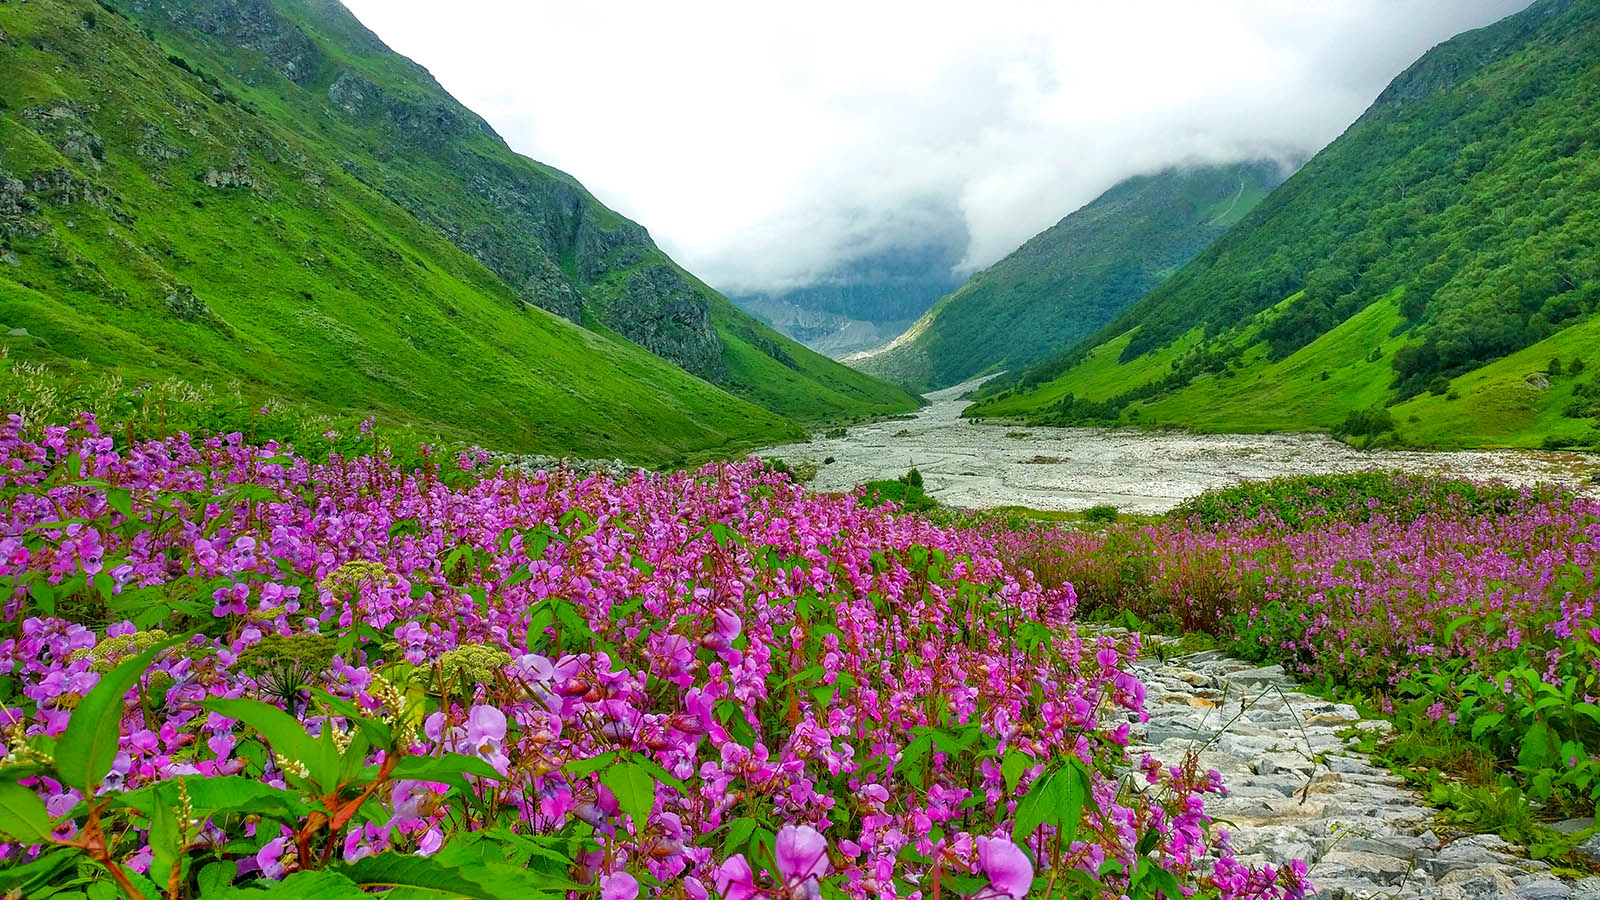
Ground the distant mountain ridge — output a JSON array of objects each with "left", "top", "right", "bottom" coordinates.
[
  {"left": 731, "top": 238, "right": 966, "bottom": 357},
  {"left": 0, "top": 0, "right": 916, "bottom": 460},
  {"left": 972, "top": 0, "right": 1600, "bottom": 450},
  {"left": 852, "top": 160, "right": 1286, "bottom": 391}
]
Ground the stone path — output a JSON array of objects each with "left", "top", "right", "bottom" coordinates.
[{"left": 1124, "top": 644, "right": 1600, "bottom": 900}]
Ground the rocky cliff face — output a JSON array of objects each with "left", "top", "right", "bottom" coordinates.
[{"left": 125, "top": 0, "right": 724, "bottom": 375}]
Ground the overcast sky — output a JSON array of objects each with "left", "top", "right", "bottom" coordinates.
[{"left": 341, "top": 0, "right": 1532, "bottom": 294}]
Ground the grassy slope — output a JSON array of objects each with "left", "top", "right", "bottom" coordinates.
[
  {"left": 855, "top": 161, "right": 1282, "bottom": 391},
  {"left": 974, "top": 290, "right": 1600, "bottom": 448},
  {"left": 972, "top": 0, "right": 1600, "bottom": 448},
  {"left": 1394, "top": 318, "right": 1600, "bottom": 448},
  {"left": 136, "top": 0, "right": 918, "bottom": 426},
  {"left": 0, "top": 0, "right": 801, "bottom": 461}
]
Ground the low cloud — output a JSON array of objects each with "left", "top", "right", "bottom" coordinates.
[{"left": 342, "top": 0, "right": 1531, "bottom": 293}]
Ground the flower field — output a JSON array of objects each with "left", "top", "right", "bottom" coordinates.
[
  {"left": 0, "top": 415, "right": 1306, "bottom": 899},
  {"left": 1009, "top": 474, "right": 1600, "bottom": 817}
]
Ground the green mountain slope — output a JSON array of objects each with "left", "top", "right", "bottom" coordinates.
[
  {"left": 0, "top": 0, "right": 914, "bottom": 462},
  {"left": 853, "top": 161, "right": 1284, "bottom": 391},
  {"left": 972, "top": 0, "right": 1600, "bottom": 449}
]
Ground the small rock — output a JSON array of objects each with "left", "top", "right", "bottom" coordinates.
[
  {"left": 1577, "top": 833, "right": 1600, "bottom": 868},
  {"left": 1517, "top": 878, "right": 1574, "bottom": 900},
  {"left": 1227, "top": 664, "right": 1288, "bottom": 688}
]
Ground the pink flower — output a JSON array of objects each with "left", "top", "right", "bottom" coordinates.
[
  {"left": 600, "top": 871, "right": 639, "bottom": 900},
  {"left": 775, "top": 824, "right": 829, "bottom": 895},
  {"left": 975, "top": 836, "right": 1032, "bottom": 899},
  {"left": 714, "top": 854, "right": 757, "bottom": 900}
]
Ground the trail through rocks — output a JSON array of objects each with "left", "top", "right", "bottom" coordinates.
[{"left": 1125, "top": 642, "right": 1600, "bottom": 899}]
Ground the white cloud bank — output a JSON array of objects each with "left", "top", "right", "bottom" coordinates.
[{"left": 340, "top": 0, "right": 1532, "bottom": 293}]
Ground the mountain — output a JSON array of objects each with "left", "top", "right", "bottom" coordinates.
[
  {"left": 731, "top": 238, "right": 966, "bottom": 357},
  {"left": 852, "top": 161, "right": 1285, "bottom": 391},
  {"left": 0, "top": 0, "right": 916, "bottom": 462},
  {"left": 972, "top": 0, "right": 1600, "bottom": 450}
]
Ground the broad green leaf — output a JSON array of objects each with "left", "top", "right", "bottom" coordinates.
[
  {"left": 28, "top": 579, "right": 56, "bottom": 615},
  {"left": 0, "top": 780, "right": 54, "bottom": 844},
  {"left": 1011, "top": 768, "right": 1059, "bottom": 844},
  {"left": 561, "top": 751, "right": 618, "bottom": 780},
  {"left": 148, "top": 781, "right": 182, "bottom": 888},
  {"left": 203, "top": 698, "right": 331, "bottom": 789},
  {"left": 210, "top": 869, "right": 369, "bottom": 899},
  {"left": 392, "top": 752, "right": 504, "bottom": 784},
  {"left": 57, "top": 633, "right": 187, "bottom": 792},
  {"left": 1471, "top": 712, "right": 1506, "bottom": 740},
  {"left": 719, "top": 816, "right": 759, "bottom": 852},
  {"left": 0, "top": 846, "right": 81, "bottom": 894},
  {"left": 107, "top": 488, "right": 134, "bottom": 522},
  {"left": 1000, "top": 749, "right": 1033, "bottom": 795},
  {"left": 1520, "top": 720, "right": 1554, "bottom": 770},
  {"left": 1054, "top": 762, "right": 1086, "bottom": 845},
  {"left": 337, "top": 851, "right": 495, "bottom": 898},
  {"left": 599, "top": 761, "right": 657, "bottom": 827},
  {"left": 196, "top": 861, "right": 237, "bottom": 896}
]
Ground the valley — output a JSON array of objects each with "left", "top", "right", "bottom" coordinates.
[{"left": 5, "top": 2, "right": 1600, "bottom": 899}]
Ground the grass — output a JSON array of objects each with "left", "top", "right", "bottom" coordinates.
[
  {"left": 969, "top": 290, "right": 1600, "bottom": 449},
  {"left": 1393, "top": 315, "right": 1600, "bottom": 449},
  {"left": 1129, "top": 293, "right": 1406, "bottom": 432}
]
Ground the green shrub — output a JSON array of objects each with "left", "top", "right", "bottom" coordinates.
[
  {"left": 1172, "top": 472, "right": 1533, "bottom": 529},
  {"left": 1428, "top": 375, "right": 1452, "bottom": 395},
  {"left": 1333, "top": 405, "right": 1395, "bottom": 438},
  {"left": 1084, "top": 505, "right": 1119, "bottom": 524}
]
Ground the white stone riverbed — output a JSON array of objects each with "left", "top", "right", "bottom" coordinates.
[
  {"left": 760, "top": 381, "right": 1598, "bottom": 514},
  {"left": 1127, "top": 638, "right": 1598, "bottom": 899}
]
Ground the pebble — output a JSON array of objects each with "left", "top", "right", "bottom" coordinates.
[{"left": 1123, "top": 639, "right": 1567, "bottom": 899}]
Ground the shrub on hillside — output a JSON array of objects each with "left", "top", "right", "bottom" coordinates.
[{"left": 1333, "top": 405, "right": 1396, "bottom": 438}]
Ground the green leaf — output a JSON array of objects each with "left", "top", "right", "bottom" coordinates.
[
  {"left": 210, "top": 869, "right": 370, "bottom": 899},
  {"left": 392, "top": 752, "right": 504, "bottom": 788},
  {"left": 315, "top": 691, "right": 393, "bottom": 749},
  {"left": 28, "top": 579, "right": 56, "bottom": 616},
  {"left": 57, "top": 633, "right": 187, "bottom": 792},
  {"left": 1520, "top": 720, "right": 1554, "bottom": 770},
  {"left": 562, "top": 751, "right": 618, "bottom": 780},
  {"left": 1054, "top": 761, "right": 1086, "bottom": 845},
  {"left": 1471, "top": 712, "right": 1506, "bottom": 740},
  {"left": 0, "top": 780, "right": 54, "bottom": 844},
  {"left": 0, "top": 846, "right": 81, "bottom": 894},
  {"left": 203, "top": 697, "right": 332, "bottom": 789},
  {"left": 197, "top": 861, "right": 237, "bottom": 896},
  {"left": 107, "top": 488, "right": 134, "bottom": 522},
  {"left": 148, "top": 781, "right": 182, "bottom": 888},
  {"left": 1000, "top": 749, "right": 1034, "bottom": 795},
  {"left": 337, "top": 851, "right": 496, "bottom": 898},
  {"left": 1011, "top": 769, "right": 1059, "bottom": 844},
  {"left": 719, "top": 816, "right": 759, "bottom": 852},
  {"left": 599, "top": 761, "right": 657, "bottom": 827}
]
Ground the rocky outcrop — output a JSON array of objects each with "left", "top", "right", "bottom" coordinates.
[
  {"left": 130, "top": 0, "right": 323, "bottom": 86},
  {"left": 22, "top": 103, "right": 105, "bottom": 169},
  {"left": 603, "top": 265, "right": 724, "bottom": 380},
  {"left": 0, "top": 173, "right": 41, "bottom": 245}
]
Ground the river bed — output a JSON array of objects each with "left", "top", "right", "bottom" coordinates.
[{"left": 760, "top": 381, "right": 1600, "bottom": 514}]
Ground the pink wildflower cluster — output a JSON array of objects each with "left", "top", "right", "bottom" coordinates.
[{"left": 0, "top": 414, "right": 1303, "bottom": 898}]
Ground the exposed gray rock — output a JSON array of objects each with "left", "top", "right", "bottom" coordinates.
[{"left": 1117, "top": 633, "right": 1571, "bottom": 899}]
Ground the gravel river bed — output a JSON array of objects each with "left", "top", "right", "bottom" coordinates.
[{"left": 760, "top": 380, "right": 1600, "bottom": 513}]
